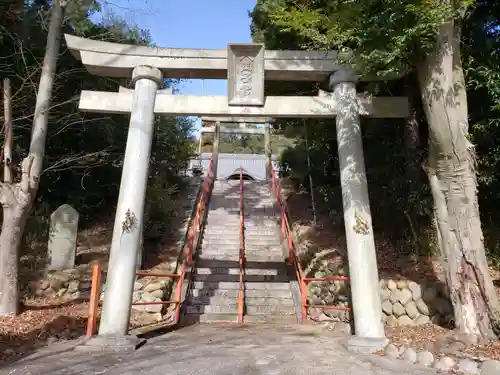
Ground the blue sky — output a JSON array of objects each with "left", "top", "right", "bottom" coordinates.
[{"left": 96, "top": 0, "right": 258, "bottom": 135}]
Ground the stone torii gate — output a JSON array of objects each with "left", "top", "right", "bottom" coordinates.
[
  {"left": 64, "top": 34, "right": 409, "bottom": 352},
  {"left": 199, "top": 116, "right": 273, "bottom": 178}
]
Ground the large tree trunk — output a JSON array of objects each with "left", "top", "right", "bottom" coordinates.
[
  {"left": 0, "top": 0, "right": 64, "bottom": 316},
  {"left": 416, "top": 18, "right": 500, "bottom": 340},
  {"left": 0, "top": 185, "right": 30, "bottom": 315}
]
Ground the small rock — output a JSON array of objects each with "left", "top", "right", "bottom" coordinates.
[
  {"left": 56, "top": 288, "right": 68, "bottom": 297},
  {"left": 67, "top": 280, "right": 79, "bottom": 293},
  {"left": 144, "top": 282, "right": 164, "bottom": 293},
  {"left": 405, "top": 301, "right": 419, "bottom": 319},
  {"left": 392, "top": 302, "right": 405, "bottom": 317},
  {"left": 379, "top": 279, "right": 386, "bottom": 288},
  {"left": 386, "top": 315, "right": 398, "bottom": 327},
  {"left": 44, "top": 288, "right": 56, "bottom": 298},
  {"left": 383, "top": 343, "right": 399, "bottom": 359},
  {"left": 416, "top": 351, "right": 434, "bottom": 367},
  {"left": 433, "top": 356, "right": 456, "bottom": 372},
  {"left": 49, "top": 278, "right": 65, "bottom": 291},
  {"left": 398, "top": 288, "right": 413, "bottom": 305},
  {"left": 380, "top": 287, "right": 391, "bottom": 302},
  {"left": 402, "top": 347, "right": 417, "bottom": 363},
  {"left": 150, "top": 289, "right": 165, "bottom": 299},
  {"left": 140, "top": 291, "right": 157, "bottom": 303},
  {"left": 457, "top": 358, "right": 479, "bottom": 374},
  {"left": 416, "top": 298, "right": 430, "bottom": 315},
  {"left": 447, "top": 341, "right": 466, "bottom": 352},
  {"left": 38, "top": 280, "right": 50, "bottom": 290},
  {"left": 396, "top": 280, "right": 408, "bottom": 289},
  {"left": 133, "top": 281, "right": 143, "bottom": 291},
  {"left": 397, "top": 315, "right": 413, "bottom": 326},
  {"left": 480, "top": 360, "right": 500, "bottom": 375},
  {"left": 387, "top": 279, "right": 397, "bottom": 291},
  {"left": 451, "top": 332, "right": 479, "bottom": 345},
  {"left": 408, "top": 281, "right": 422, "bottom": 300},
  {"left": 382, "top": 300, "right": 393, "bottom": 315},
  {"left": 389, "top": 290, "right": 399, "bottom": 304}
]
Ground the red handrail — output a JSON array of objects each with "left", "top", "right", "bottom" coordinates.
[
  {"left": 237, "top": 167, "right": 245, "bottom": 323},
  {"left": 85, "top": 159, "right": 215, "bottom": 337},
  {"left": 267, "top": 163, "right": 351, "bottom": 321}
]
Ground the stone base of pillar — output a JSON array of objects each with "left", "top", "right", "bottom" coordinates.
[
  {"left": 75, "top": 334, "right": 145, "bottom": 353},
  {"left": 341, "top": 336, "right": 389, "bottom": 354}
]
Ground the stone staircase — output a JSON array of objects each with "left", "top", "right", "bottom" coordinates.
[{"left": 182, "top": 179, "right": 299, "bottom": 324}]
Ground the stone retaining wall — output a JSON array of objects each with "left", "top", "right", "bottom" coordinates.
[{"left": 307, "top": 265, "right": 453, "bottom": 326}]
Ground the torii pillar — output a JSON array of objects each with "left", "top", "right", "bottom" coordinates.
[
  {"left": 98, "top": 66, "right": 163, "bottom": 343},
  {"left": 330, "top": 67, "right": 387, "bottom": 352}
]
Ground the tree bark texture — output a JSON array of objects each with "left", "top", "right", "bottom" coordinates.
[{"left": 417, "top": 18, "right": 500, "bottom": 339}]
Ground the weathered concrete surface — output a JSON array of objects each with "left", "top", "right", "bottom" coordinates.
[
  {"left": 64, "top": 34, "right": 343, "bottom": 81},
  {"left": 4, "top": 325, "right": 440, "bottom": 375},
  {"left": 78, "top": 91, "right": 410, "bottom": 118}
]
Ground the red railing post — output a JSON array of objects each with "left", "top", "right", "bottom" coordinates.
[
  {"left": 237, "top": 167, "right": 244, "bottom": 323},
  {"left": 86, "top": 263, "right": 102, "bottom": 338}
]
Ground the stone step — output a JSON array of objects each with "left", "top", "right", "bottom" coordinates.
[
  {"left": 190, "top": 281, "right": 291, "bottom": 290},
  {"left": 200, "top": 239, "right": 282, "bottom": 246},
  {"left": 187, "top": 295, "right": 294, "bottom": 307},
  {"left": 192, "top": 274, "right": 289, "bottom": 283},
  {"left": 203, "top": 231, "right": 280, "bottom": 237},
  {"left": 198, "top": 254, "right": 285, "bottom": 262},
  {"left": 184, "top": 303, "right": 296, "bottom": 315},
  {"left": 208, "top": 235, "right": 281, "bottom": 240},
  {"left": 195, "top": 267, "right": 287, "bottom": 276},
  {"left": 197, "top": 255, "right": 285, "bottom": 262},
  {"left": 200, "top": 246, "right": 284, "bottom": 253},
  {"left": 181, "top": 313, "right": 298, "bottom": 324},
  {"left": 187, "top": 288, "right": 294, "bottom": 299},
  {"left": 201, "top": 240, "right": 282, "bottom": 247},
  {"left": 195, "top": 259, "right": 287, "bottom": 268},
  {"left": 181, "top": 312, "right": 238, "bottom": 324}
]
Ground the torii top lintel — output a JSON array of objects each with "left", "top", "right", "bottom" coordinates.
[{"left": 65, "top": 34, "right": 361, "bottom": 82}]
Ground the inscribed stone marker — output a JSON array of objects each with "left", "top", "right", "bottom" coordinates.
[
  {"left": 48, "top": 204, "right": 79, "bottom": 270},
  {"left": 227, "top": 43, "right": 265, "bottom": 106}
]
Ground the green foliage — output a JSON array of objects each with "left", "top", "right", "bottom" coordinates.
[
  {"left": 251, "top": 0, "right": 500, "bottom": 260},
  {"left": 0, "top": 1, "right": 195, "bottom": 243},
  {"left": 252, "top": 0, "right": 455, "bottom": 77}
]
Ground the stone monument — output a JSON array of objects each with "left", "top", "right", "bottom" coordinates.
[{"left": 47, "top": 204, "right": 79, "bottom": 270}]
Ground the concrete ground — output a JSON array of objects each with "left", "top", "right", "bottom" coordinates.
[{"left": 2, "top": 324, "right": 439, "bottom": 375}]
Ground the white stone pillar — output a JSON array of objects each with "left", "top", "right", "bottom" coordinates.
[
  {"left": 212, "top": 121, "right": 220, "bottom": 179},
  {"left": 98, "top": 66, "right": 162, "bottom": 337},
  {"left": 330, "top": 68, "right": 387, "bottom": 353},
  {"left": 264, "top": 121, "right": 271, "bottom": 179}
]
